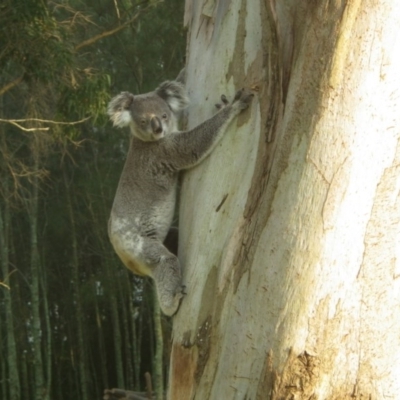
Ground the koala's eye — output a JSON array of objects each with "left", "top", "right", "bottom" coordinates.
[
  {"left": 140, "top": 119, "right": 146, "bottom": 125},
  {"left": 162, "top": 113, "right": 168, "bottom": 120}
]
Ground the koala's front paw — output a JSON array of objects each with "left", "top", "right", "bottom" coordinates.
[
  {"left": 215, "top": 89, "right": 254, "bottom": 112},
  {"left": 233, "top": 88, "right": 254, "bottom": 110}
]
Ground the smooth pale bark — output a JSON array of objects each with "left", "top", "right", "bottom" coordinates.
[{"left": 169, "top": 0, "right": 400, "bottom": 399}]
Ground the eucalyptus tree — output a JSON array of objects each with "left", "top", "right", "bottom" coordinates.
[{"left": 169, "top": 1, "right": 400, "bottom": 398}]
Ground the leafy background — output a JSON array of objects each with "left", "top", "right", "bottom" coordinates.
[{"left": 0, "top": 0, "right": 185, "bottom": 399}]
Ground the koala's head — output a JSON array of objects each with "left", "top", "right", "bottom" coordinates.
[{"left": 107, "top": 81, "right": 189, "bottom": 142}]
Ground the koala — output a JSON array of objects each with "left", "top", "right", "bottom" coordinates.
[{"left": 107, "top": 77, "right": 253, "bottom": 316}]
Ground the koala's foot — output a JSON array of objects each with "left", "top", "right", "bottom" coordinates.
[
  {"left": 152, "top": 255, "right": 186, "bottom": 316},
  {"left": 158, "top": 284, "right": 186, "bottom": 317}
]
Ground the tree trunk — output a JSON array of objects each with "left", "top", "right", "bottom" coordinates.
[
  {"left": 108, "top": 262, "right": 126, "bottom": 390},
  {"left": 120, "top": 277, "right": 134, "bottom": 391},
  {"left": 0, "top": 209, "right": 20, "bottom": 400},
  {"left": 0, "top": 169, "right": 20, "bottom": 400},
  {"left": 152, "top": 285, "right": 164, "bottom": 400},
  {"left": 29, "top": 158, "right": 46, "bottom": 400},
  {"left": 130, "top": 286, "right": 142, "bottom": 390},
  {"left": 169, "top": 1, "right": 400, "bottom": 399},
  {"left": 40, "top": 264, "right": 52, "bottom": 400},
  {"left": 64, "top": 168, "right": 90, "bottom": 400}
]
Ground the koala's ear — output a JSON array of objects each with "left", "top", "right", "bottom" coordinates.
[
  {"left": 156, "top": 81, "right": 189, "bottom": 113},
  {"left": 107, "top": 92, "right": 134, "bottom": 128},
  {"left": 175, "top": 68, "right": 186, "bottom": 84}
]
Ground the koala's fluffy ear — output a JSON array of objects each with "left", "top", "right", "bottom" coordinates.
[
  {"left": 175, "top": 68, "right": 186, "bottom": 84},
  {"left": 107, "top": 92, "right": 134, "bottom": 128},
  {"left": 156, "top": 81, "right": 189, "bottom": 113}
]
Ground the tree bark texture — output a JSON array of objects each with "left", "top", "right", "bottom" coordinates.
[{"left": 169, "top": 0, "right": 400, "bottom": 399}]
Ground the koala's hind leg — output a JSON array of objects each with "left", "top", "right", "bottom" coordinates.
[
  {"left": 140, "top": 237, "right": 185, "bottom": 316},
  {"left": 111, "top": 228, "right": 185, "bottom": 315}
]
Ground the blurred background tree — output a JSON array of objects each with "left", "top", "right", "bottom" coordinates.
[{"left": 0, "top": 1, "right": 185, "bottom": 399}]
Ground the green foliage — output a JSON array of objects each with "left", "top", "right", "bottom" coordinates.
[
  {"left": 0, "top": 0, "right": 185, "bottom": 399},
  {"left": 0, "top": 0, "right": 73, "bottom": 84},
  {"left": 58, "top": 71, "right": 111, "bottom": 125}
]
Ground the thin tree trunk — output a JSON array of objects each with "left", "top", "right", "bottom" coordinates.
[
  {"left": 63, "top": 168, "right": 90, "bottom": 400},
  {"left": 0, "top": 100, "right": 21, "bottom": 400},
  {"left": 152, "top": 284, "right": 163, "bottom": 400},
  {"left": 108, "top": 261, "right": 125, "bottom": 389},
  {"left": 95, "top": 292, "right": 109, "bottom": 390},
  {"left": 130, "top": 286, "right": 141, "bottom": 389},
  {"left": 0, "top": 321, "right": 8, "bottom": 400},
  {"left": 147, "top": 294, "right": 155, "bottom": 386},
  {"left": 40, "top": 261, "right": 52, "bottom": 400},
  {"left": 21, "top": 352, "right": 30, "bottom": 400},
  {"left": 0, "top": 184, "right": 20, "bottom": 400},
  {"left": 120, "top": 274, "right": 134, "bottom": 390},
  {"left": 29, "top": 158, "right": 45, "bottom": 400}
]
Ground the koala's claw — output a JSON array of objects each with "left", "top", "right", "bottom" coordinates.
[
  {"left": 235, "top": 88, "right": 254, "bottom": 110},
  {"left": 234, "top": 88, "right": 244, "bottom": 101},
  {"left": 216, "top": 94, "right": 230, "bottom": 109}
]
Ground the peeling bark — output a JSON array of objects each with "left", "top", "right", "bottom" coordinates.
[{"left": 170, "top": 0, "right": 400, "bottom": 399}]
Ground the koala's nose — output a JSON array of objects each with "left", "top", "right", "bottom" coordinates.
[{"left": 150, "top": 117, "right": 163, "bottom": 134}]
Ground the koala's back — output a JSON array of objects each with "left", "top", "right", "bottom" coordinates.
[{"left": 110, "top": 138, "right": 179, "bottom": 241}]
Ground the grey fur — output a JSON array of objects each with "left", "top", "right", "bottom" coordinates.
[{"left": 107, "top": 79, "right": 253, "bottom": 316}]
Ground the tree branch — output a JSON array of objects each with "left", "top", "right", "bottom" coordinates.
[
  {"left": 75, "top": 4, "right": 158, "bottom": 51},
  {"left": 0, "top": 281, "right": 10, "bottom": 290},
  {"left": 103, "top": 388, "right": 150, "bottom": 400},
  {"left": 113, "top": 0, "right": 121, "bottom": 20},
  {"left": 0, "top": 117, "right": 90, "bottom": 132},
  {"left": 1, "top": 117, "right": 90, "bottom": 125},
  {"left": 0, "top": 74, "right": 24, "bottom": 97},
  {"left": 0, "top": 269, "right": 17, "bottom": 290},
  {"left": 0, "top": 120, "right": 49, "bottom": 132}
]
